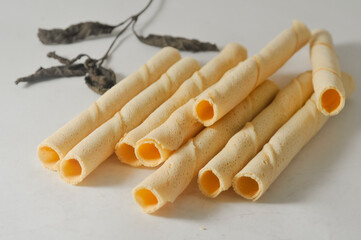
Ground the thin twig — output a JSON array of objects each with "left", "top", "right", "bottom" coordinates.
[{"left": 98, "top": 0, "right": 154, "bottom": 66}]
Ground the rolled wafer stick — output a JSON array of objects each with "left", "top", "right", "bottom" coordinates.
[
  {"left": 58, "top": 57, "right": 200, "bottom": 184},
  {"left": 135, "top": 99, "right": 203, "bottom": 167},
  {"left": 135, "top": 62, "right": 246, "bottom": 167},
  {"left": 115, "top": 43, "right": 247, "bottom": 167},
  {"left": 132, "top": 81, "right": 278, "bottom": 213},
  {"left": 310, "top": 29, "right": 345, "bottom": 116},
  {"left": 193, "top": 20, "right": 311, "bottom": 126},
  {"left": 232, "top": 72, "right": 355, "bottom": 201},
  {"left": 38, "top": 47, "right": 181, "bottom": 171},
  {"left": 135, "top": 62, "right": 246, "bottom": 168},
  {"left": 198, "top": 71, "right": 314, "bottom": 197}
]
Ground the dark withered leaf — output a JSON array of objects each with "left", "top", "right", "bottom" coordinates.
[
  {"left": 135, "top": 33, "right": 219, "bottom": 52},
  {"left": 15, "top": 64, "right": 87, "bottom": 84},
  {"left": 85, "top": 67, "right": 116, "bottom": 94},
  {"left": 38, "top": 22, "right": 116, "bottom": 45}
]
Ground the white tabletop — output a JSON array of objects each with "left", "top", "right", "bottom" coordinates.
[{"left": 1, "top": 0, "right": 360, "bottom": 239}]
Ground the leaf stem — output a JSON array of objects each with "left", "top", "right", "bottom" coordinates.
[{"left": 98, "top": 0, "right": 153, "bottom": 66}]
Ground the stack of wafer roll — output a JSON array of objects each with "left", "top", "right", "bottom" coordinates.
[
  {"left": 229, "top": 29, "right": 354, "bottom": 201},
  {"left": 58, "top": 57, "right": 200, "bottom": 184},
  {"left": 233, "top": 72, "right": 355, "bottom": 200},
  {"left": 192, "top": 20, "right": 311, "bottom": 126},
  {"left": 38, "top": 47, "right": 181, "bottom": 171},
  {"left": 115, "top": 43, "right": 247, "bottom": 167},
  {"left": 134, "top": 20, "right": 311, "bottom": 167},
  {"left": 133, "top": 81, "right": 278, "bottom": 213},
  {"left": 36, "top": 19, "right": 355, "bottom": 214},
  {"left": 198, "top": 71, "right": 314, "bottom": 198}
]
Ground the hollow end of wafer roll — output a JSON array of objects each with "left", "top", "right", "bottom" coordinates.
[
  {"left": 198, "top": 170, "right": 223, "bottom": 198},
  {"left": 313, "top": 70, "right": 346, "bottom": 116},
  {"left": 319, "top": 87, "right": 345, "bottom": 115},
  {"left": 193, "top": 97, "right": 217, "bottom": 126},
  {"left": 136, "top": 139, "right": 171, "bottom": 167},
  {"left": 38, "top": 145, "right": 61, "bottom": 171},
  {"left": 133, "top": 187, "right": 164, "bottom": 213},
  {"left": 233, "top": 174, "right": 262, "bottom": 201},
  {"left": 115, "top": 141, "right": 141, "bottom": 167},
  {"left": 58, "top": 157, "right": 85, "bottom": 185}
]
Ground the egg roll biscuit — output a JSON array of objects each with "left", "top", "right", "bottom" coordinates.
[
  {"left": 38, "top": 47, "right": 181, "bottom": 170},
  {"left": 233, "top": 72, "right": 354, "bottom": 201},
  {"left": 193, "top": 20, "right": 310, "bottom": 126},
  {"left": 58, "top": 57, "right": 200, "bottom": 184},
  {"left": 199, "top": 71, "right": 314, "bottom": 197},
  {"left": 115, "top": 43, "right": 247, "bottom": 167},
  {"left": 310, "top": 29, "right": 345, "bottom": 115},
  {"left": 133, "top": 81, "right": 278, "bottom": 213}
]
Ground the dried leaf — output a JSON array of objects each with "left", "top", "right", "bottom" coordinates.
[
  {"left": 38, "top": 22, "right": 116, "bottom": 45},
  {"left": 135, "top": 33, "right": 219, "bottom": 52},
  {"left": 15, "top": 64, "right": 87, "bottom": 84},
  {"left": 85, "top": 67, "right": 116, "bottom": 94},
  {"left": 17, "top": 0, "right": 221, "bottom": 95}
]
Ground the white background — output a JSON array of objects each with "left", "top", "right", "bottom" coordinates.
[{"left": 1, "top": 0, "right": 360, "bottom": 239}]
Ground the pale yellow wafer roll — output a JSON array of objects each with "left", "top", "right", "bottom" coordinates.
[
  {"left": 193, "top": 20, "right": 311, "bottom": 126},
  {"left": 233, "top": 72, "right": 355, "bottom": 201},
  {"left": 198, "top": 71, "right": 314, "bottom": 197},
  {"left": 58, "top": 57, "right": 200, "bottom": 184},
  {"left": 135, "top": 66, "right": 246, "bottom": 167},
  {"left": 310, "top": 29, "right": 345, "bottom": 116},
  {"left": 132, "top": 81, "right": 279, "bottom": 213},
  {"left": 38, "top": 47, "right": 181, "bottom": 171},
  {"left": 136, "top": 62, "right": 252, "bottom": 167},
  {"left": 135, "top": 99, "right": 203, "bottom": 167},
  {"left": 115, "top": 43, "right": 247, "bottom": 167}
]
